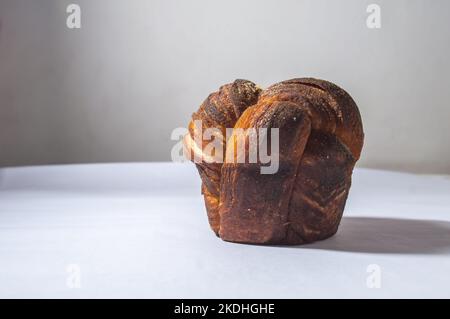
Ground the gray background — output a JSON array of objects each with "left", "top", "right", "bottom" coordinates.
[{"left": 0, "top": 0, "right": 449, "bottom": 173}]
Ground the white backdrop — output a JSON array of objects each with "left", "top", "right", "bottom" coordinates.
[{"left": 1, "top": 0, "right": 449, "bottom": 173}]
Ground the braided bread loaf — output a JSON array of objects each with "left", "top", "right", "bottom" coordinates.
[{"left": 184, "top": 78, "right": 364, "bottom": 245}]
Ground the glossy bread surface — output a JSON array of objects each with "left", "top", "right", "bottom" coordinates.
[{"left": 184, "top": 78, "right": 364, "bottom": 244}]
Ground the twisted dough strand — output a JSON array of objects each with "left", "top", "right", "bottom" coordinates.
[{"left": 184, "top": 78, "right": 363, "bottom": 244}]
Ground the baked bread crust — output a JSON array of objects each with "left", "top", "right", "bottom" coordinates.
[{"left": 184, "top": 78, "right": 364, "bottom": 244}]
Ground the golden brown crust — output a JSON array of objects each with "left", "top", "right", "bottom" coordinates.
[
  {"left": 183, "top": 78, "right": 364, "bottom": 244},
  {"left": 185, "top": 80, "right": 261, "bottom": 234}
]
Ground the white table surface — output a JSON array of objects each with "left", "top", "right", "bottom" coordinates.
[{"left": 0, "top": 162, "right": 449, "bottom": 298}]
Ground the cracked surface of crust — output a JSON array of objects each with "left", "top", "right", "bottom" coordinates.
[{"left": 183, "top": 78, "right": 364, "bottom": 244}]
